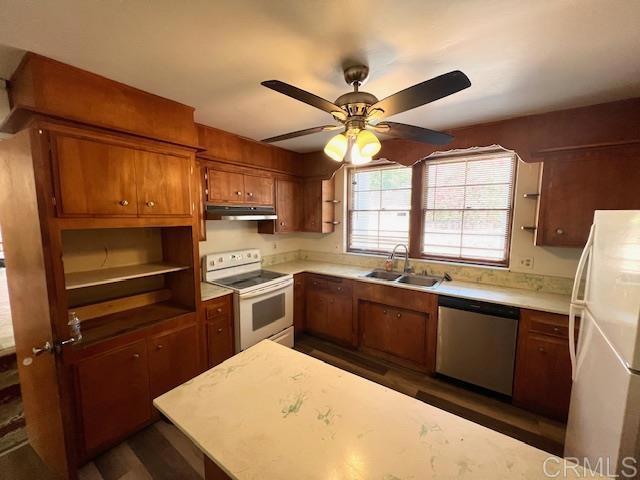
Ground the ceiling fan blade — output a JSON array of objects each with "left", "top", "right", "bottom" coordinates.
[
  {"left": 373, "top": 121, "right": 453, "bottom": 145},
  {"left": 261, "top": 80, "right": 347, "bottom": 121},
  {"left": 261, "top": 125, "right": 343, "bottom": 143},
  {"left": 368, "top": 70, "right": 471, "bottom": 119}
]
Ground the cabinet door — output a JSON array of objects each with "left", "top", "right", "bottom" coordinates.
[
  {"left": 326, "top": 293, "right": 353, "bottom": 344},
  {"left": 148, "top": 324, "right": 199, "bottom": 398},
  {"left": 207, "top": 169, "right": 245, "bottom": 203},
  {"left": 305, "top": 280, "right": 328, "bottom": 336},
  {"left": 513, "top": 334, "right": 573, "bottom": 420},
  {"left": 536, "top": 152, "right": 640, "bottom": 246},
  {"left": 135, "top": 152, "right": 192, "bottom": 216},
  {"left": 360, "top": 301, "right": 429, "bottom": 369},
  {"left": 244, "top": 175, "right": 274, "bottom": 206},
  {"left": 206, "top": 316, "right": 234, "bottom": 367},
  {"left": 276, "top": 179, "right": 302, "bottom": 232},
  {"left": 293, "top": 273, "right": 306, "bottom": 335},
  {"left": 302, "top": 180, "right": 322, "bottom": 232},
  {"left": 53, "top": 134, "right": 138, "bottom": 216},
  {"left": 76, "top": 340, "right": 150, "bottom": 453}
]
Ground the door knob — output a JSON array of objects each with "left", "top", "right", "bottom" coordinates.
[{"left": 32, "top": 341, "right": 53, "bottom": 356}]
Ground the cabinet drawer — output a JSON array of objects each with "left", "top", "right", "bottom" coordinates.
[
  {"left": 306, "top": 276, "right": 328, "bottom": 291},
  {"left": 327, "top": 280, "right": 352, "bottom": 297},
  {"left": 524, "top": 309, "right": 575, "bottom": 340},
  {"left": 76, "top": 340, "right": 151, "bottom": 453},
  {"left": 205, "top": 297, "right": 231, "bottom": 320}
]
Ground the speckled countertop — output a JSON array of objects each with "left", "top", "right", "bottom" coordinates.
[
  {"left": 266, "top": 260, "right": 571, "bottom": 315},
  {"left": 155, "top": 340, "right": 594, "bottom": 479},
  {"left": 201, "top": 282, "right": 233, "bottom": 302}
]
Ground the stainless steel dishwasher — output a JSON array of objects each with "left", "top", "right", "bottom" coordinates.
[{"left": 436, "top": 296, "right": 519, "bottom": 396}]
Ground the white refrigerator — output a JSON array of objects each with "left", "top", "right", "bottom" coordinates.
[{"left": 565, "top": 210, "right": 640, "bottom": 478}]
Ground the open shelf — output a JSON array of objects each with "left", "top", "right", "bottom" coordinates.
[
  {"left": 65, "top": 262, "right": 190, "bottom": 290},
  {"left": 77, "top": 301, "right": 194, "bottom": 345}
]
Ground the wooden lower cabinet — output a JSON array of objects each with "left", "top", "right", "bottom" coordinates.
[
  {"left": 148, "top": 324, "right": 199, "bottom": 399},
  {"left": 513, "top": 309, "right": 577, "bottom": 421},
  {"left": 355, "top": 281, "right": 437, "bottom": 373},
  {"left": 76, "top": 340, "right": 151, "bottom": 454},
  {"left": 305, "top": 275, "right": 354, "bottom": 346},
  {"left": 360, "top": 302, "right": 430, "bottom": 368},
  {"left": 203, "top": 294, "right": 235, "bottom": 367}
]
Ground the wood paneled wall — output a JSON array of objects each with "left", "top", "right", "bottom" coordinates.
[{"left": 299, "top": 98, "right": 640, "bottom": 178}]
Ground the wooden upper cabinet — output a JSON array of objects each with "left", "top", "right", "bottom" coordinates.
[
  {"left": 207, "top": 169, "right": 245, "bottom": 204},
  {"left": 243, "top": 174, "right": 274, "bottom": 205},
  {"left": 206, "top": 168, "right": 274, "bottom": 206},
  {"left": 535, "top": 146, "right": 640, "bottom": 247},
  {"left": 51, "top": 129, "right": 194, "bottom": 218},
  {"left": 53, "top": 134, "right": 139, "bottom": 216},
  {"left": 135, "top": 151, "right": 192, "bottom": 216},
  {"left": 258, "top": 178, "right": 302, "bottom": 234},
  {"left": 303, "top": 178, "right": 336, "bottom": 233}
]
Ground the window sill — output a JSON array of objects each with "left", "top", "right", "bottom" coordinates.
[{"left": 345, "top": 250, "right": 510, "bottom": 271}]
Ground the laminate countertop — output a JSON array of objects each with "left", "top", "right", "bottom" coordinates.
[
  {"left": 201, "top": 282, "right": 233, "bottom": 302},
  {"left": 266, "top": 260, "right": 571, "bottom": 315},
  {"left": 154, "top": 340, "right": 595, "bottom": 479}
]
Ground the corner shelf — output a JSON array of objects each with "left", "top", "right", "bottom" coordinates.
[{"left": 65, "top": 263, "right": 190, "bottom": 290}]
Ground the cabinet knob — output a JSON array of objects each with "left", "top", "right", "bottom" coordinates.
[
  {"left": 537, "top": 347, "right": 546, "bottom": 353},
  {"left": 396, "top": 313, "right": 402, "bottom": 319},
  {"left": 217, "top": 328, "right": 223, "bottom": 333},
  {"left": 236, "top": 191, "right": 242, "bottom": 196},
  {"left": 280, "top": 221, "right": 285, "bottom": 226},
  {"left": 146, "top": 201, "right": 155, "bottom": 207},
  {"left": 132, "top": 353, "right": 140, "bottom": 359},
  {"left": 337, "top": 287, "right": 342, "bottom": 292},
  {"left": 156, "top": 344, "right": 163, "bottom": 350},
  {"left": 383, "top": 309, "right": 388, "bottom": 315},
  {"left": 553, "top": 327, "right": 560, "bottom": 333},
  {"left": 119, "top": 200, "right": 129, "bottom": 206},
  {"left": 217, "top": 307, "right": 222, "bottom": 313},
  {"left": 555, "top": 228, "right": 564, "bottom": 235},
  {"left": 247, "top": 192, "right": 254, "bottom": 197}
]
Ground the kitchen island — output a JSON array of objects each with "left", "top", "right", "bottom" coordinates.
[{"left": 154, "top": 340, "right": 595, "bottom": 479}]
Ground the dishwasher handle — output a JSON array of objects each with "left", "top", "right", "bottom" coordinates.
[{"left": 438, "top": 296, "right": 520, "bottom": 320}]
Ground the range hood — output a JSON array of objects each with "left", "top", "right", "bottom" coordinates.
[{"left": 205, "top": 204, "right": 277, "bottom": 221}]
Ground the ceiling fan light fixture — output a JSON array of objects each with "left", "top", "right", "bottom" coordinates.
[
  {"left": 349, "top": 143, "right": 372, "bottom": 166},
  {"left": 356, "top": 130, "right": 381, "bottom": 157},
  {"left": 324, "top": 133, "right": 348, "bottom": 162}
]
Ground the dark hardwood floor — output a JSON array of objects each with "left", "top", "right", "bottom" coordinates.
[{"left": 0, "top": 334, "right": 566, "bottom": 479}]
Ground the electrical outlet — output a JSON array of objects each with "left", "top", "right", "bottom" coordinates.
[{"left": 519, "top": 256, "right": 534, "bottom": 269}]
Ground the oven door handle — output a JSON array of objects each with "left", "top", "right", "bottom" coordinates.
[{"left": 239, "top": 278, "right": 293, "bottom": 299}]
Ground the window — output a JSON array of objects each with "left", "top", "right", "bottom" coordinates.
[
  {"left": 421, "top": 152, "right": 516, "bottom": 265},
  {"left": 348, "top": 165, "right": 412, "bottom": 254}
]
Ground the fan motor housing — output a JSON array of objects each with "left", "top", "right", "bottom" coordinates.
[{"left": 335, "top": 91, "right": 378, "bottom": 117}]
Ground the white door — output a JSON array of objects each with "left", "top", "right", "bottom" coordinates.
[
  {"left": 587, "top": 210, "right": 640, "bottom": 370},
  {"left": 565, "top": 309, "right": 640, "bottom": 477}
]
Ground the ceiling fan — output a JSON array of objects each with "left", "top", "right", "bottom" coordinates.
[{"left": 261, "top": 65, "right": 471, "bottom": 165}]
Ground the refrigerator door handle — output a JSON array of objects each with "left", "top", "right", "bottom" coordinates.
[
  {"left": 571, "top": 223, "right": 595, "bottom": 306},
  {"left": 568, "top": 304, "right": 582, "bottom": 380}
]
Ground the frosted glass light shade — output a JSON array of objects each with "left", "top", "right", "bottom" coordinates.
[
  {"left": 356, "top": 130, "right": 381, "bottom": 157},
  {"left": 324, "top": 133, "right": 348, "bottom": 162},
  {"left": 350, "top": 144, "right": 372, "bottom": 166}
]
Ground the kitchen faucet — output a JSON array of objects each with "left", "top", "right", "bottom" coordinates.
[{"left": 390, "top": 244, "right": 413, "bottom": 273}]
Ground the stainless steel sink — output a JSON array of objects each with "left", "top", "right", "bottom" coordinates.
[
  {"left": 364, "top": 270, "right": 403, "bottom": 281},
  {"left": 396, "top": 274, "right": 441, "bottom": 287},
  {"left": 363, "top": 270, "right": 442, "bottom": 288}
]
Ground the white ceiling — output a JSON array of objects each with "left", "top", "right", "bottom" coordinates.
[{"left": 0, "top": 0, "right": 639, "bottom": 152}]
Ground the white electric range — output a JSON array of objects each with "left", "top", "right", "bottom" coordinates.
[{"left": 202, "top": 249, "right": 294, "bottom": 351}]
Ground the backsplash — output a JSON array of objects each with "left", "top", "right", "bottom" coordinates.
[{"left": 263, "top": 249, "right": 575, "bottom": 295}]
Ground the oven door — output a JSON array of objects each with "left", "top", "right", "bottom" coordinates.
[{"left": 236, "top": 278, "right": 293, "bottom": 351}]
